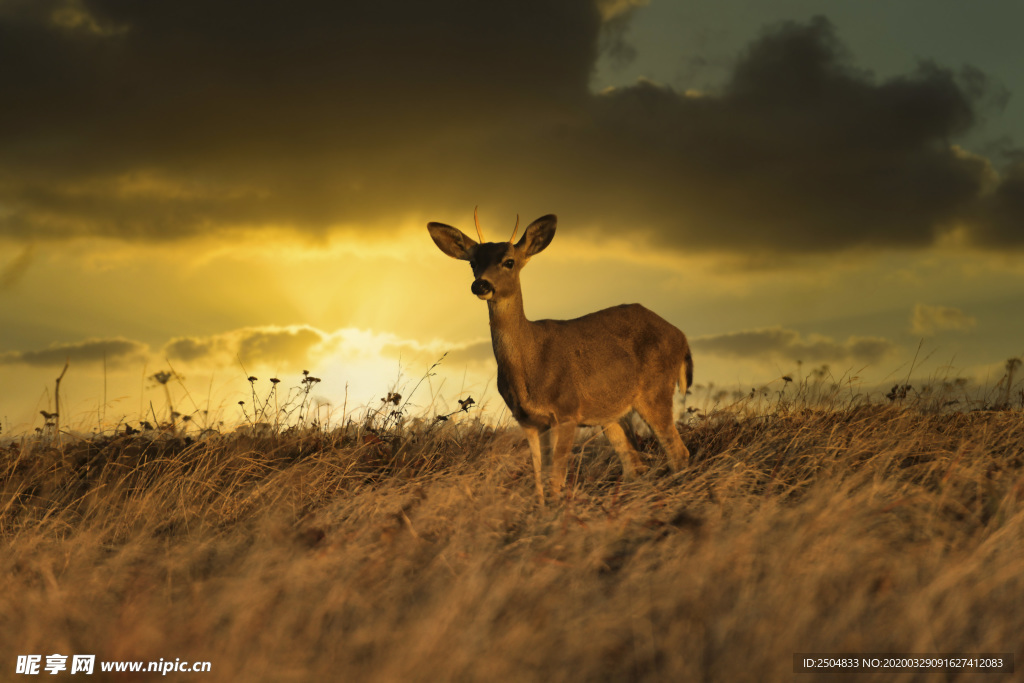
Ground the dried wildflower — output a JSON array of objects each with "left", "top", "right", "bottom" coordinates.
[{"left": 150, "top": 371, "right": 173, "bottom": 385}]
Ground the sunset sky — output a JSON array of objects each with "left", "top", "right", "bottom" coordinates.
[{"left": 2, "top": 0, "right": 1023, "bottom": 434}]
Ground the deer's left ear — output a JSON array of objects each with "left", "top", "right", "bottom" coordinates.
[
  {"left": 428, "top": 222, "right": 477, "bottom": 261},
  {"left": 517, "top": 215, "right": 556, "bottom": 257}
]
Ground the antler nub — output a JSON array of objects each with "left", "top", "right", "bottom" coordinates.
[
  {"left": 509, "top": 214, "right": 519, "bottom": 243},
  {"left": 474, "top": 206, "right": 485, "bottom": 243}
]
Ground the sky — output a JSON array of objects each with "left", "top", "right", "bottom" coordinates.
[{"left": 1, "top": 0, "right": 1023, "bottom": 434}]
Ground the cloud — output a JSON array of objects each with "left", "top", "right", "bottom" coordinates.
[
  {"left": 162, "top": 324, "right": 480, "bottom": 371},
  {"left": 49, "top": 0, "right": 128, "bottom": 37},
  {"left": 0, "top": 0, "right": 601, "bottom": 240},
  {"left": 596, "top": 0, "right": 648, "bottom": 67},
  {"left": 380, "top": 336, "right": 494, "bottom": 369},
  {"left": 910, "top": 304, "right": 977, "bottom": 336},
  {"left": 445, "top": 340, "right": 496, "bottom": 366},
  {"left": 0, "top": 8, "right": 1021, "bottom": 252},
  {"left": 0, "top": 324, "right": 466, "bottom": 373},
  {"left": 0, "top": 337, "right": 148, "bottom": 366},
  {"left": 578, "top": 17, "right": 1016, "bottom": 251},
  {"left": 236, "top": 327, "right": 324, "bottom": 366},
  {"left": 165, "top": 325, "right": 326, "bottom": 366},
  {"left": 162, "top": 336, "right": 217, "bottom": 363},
  {"left": 975, "top": 159, "right": 1024, "bottom": 246},
  {"left": 0, "top": 244, "right": 33, "bottom": 290},
  {"left": 692, "top": 327, "right": 897, "bottom": 365}
]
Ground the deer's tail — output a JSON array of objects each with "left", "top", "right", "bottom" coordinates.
[{"left": 680, "top": 346, "right": 693, "bottom": 394}]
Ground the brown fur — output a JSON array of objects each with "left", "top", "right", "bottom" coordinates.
[{"left": 428, "top": 213, "right": 692, "bottom": 503}]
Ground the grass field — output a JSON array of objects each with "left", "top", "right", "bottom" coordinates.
[{"left": 2, "top": 377, "right": 1022, "bottom": 681}]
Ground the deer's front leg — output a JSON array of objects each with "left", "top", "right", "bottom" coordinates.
[
  {"left": 549, "top": 422, "right": 577, "bottom": 496},
  {"left": 523, "top": 426, "right": 545, "bottom": 505}
]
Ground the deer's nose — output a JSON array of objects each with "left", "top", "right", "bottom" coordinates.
[{"left": 471, "top": 279, "right": 493, "bottom": 296}]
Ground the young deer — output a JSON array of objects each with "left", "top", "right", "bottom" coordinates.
[{"left": 428, "top": 209, "right": 693, "bottom": 503}]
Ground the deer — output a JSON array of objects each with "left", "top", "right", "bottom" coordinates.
[{"left": 428, "top": 208, "right": 693, "bottom": 503}]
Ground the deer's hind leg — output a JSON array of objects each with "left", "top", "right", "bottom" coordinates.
[
  {"left": 634, "top": 390, "right": 690, "bottom": 472},
  {"left": 603, "top": 421, "right": 646, "bottom": 480}
]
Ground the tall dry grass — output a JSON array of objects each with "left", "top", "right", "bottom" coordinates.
[{"left": 2, "top": 384, "right": 1022, "bottom": 681}]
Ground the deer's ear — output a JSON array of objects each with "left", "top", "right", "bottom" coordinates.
[
  {"left": 517, "top": 215, "right": 556, "bottom": 257},
  {"left": 428, "top": 222, "right": 477, "bottom": 261}
]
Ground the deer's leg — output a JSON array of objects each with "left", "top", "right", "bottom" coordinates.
[
  {"left": 635, "top": 397, "right": 690, "bottom": 472},
  {"left": 603, "top": 421, "right": 646, "bottom": 480},
  {"left": 523, "top": 426, "right": 546, "bottom": 504},
  {"left": 549, "top": 422, "right": 577, "bottom": 495}
]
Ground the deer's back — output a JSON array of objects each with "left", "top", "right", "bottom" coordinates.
[{"left": 533, "top": 303, "right": 685, "bottom": 360}]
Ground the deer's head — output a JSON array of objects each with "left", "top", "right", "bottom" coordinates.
[{"left": 428, "top": 208, "right": 556, "bottom": 302}]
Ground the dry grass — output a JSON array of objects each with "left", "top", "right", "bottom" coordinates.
[{"left": 2, "top": 395, "right": 1023, "bottom": 681}]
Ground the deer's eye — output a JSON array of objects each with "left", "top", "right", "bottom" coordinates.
[{"left": 502, "top": 259, "right": 515, "bottom": 269}]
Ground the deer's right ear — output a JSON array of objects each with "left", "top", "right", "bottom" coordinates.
[{"left": 428, "top": 223, "right": 477, "bottom": 261}]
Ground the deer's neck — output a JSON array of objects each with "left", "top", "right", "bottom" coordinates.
[{"left": 486, "top": 290, "right": 535, "bottom": 374}]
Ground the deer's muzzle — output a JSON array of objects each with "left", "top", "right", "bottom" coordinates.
[{"left": 471, "top": 279, "right": 493, "bottom": 299}]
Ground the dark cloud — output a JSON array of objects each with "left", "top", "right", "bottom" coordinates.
[
  {"left": 0, "top": 337, "right": 147, "bottom": 366},
  {"left": 0, "top": 5, "right": 1021, "bottom": 250},
  {"left": 165, "top": 326, "right": 325, "bottom": 365},
  {"left": 692, "top": 327, "right": 896, "bottom": 365},
  {"left": 163, "top": 336, "right": 219, "bottom": 363},
  {"left": 236, "top": 327, "right": 323, "bottom": 365},
  {"left": 0, "top": 0, "right": 601, "bottom": 240},
  {"left": 975, "top": 160, "right": 1024, "bottom": 246},
  {"left": 577, "top": 17, "right": 1015, "bottom": 250}
]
